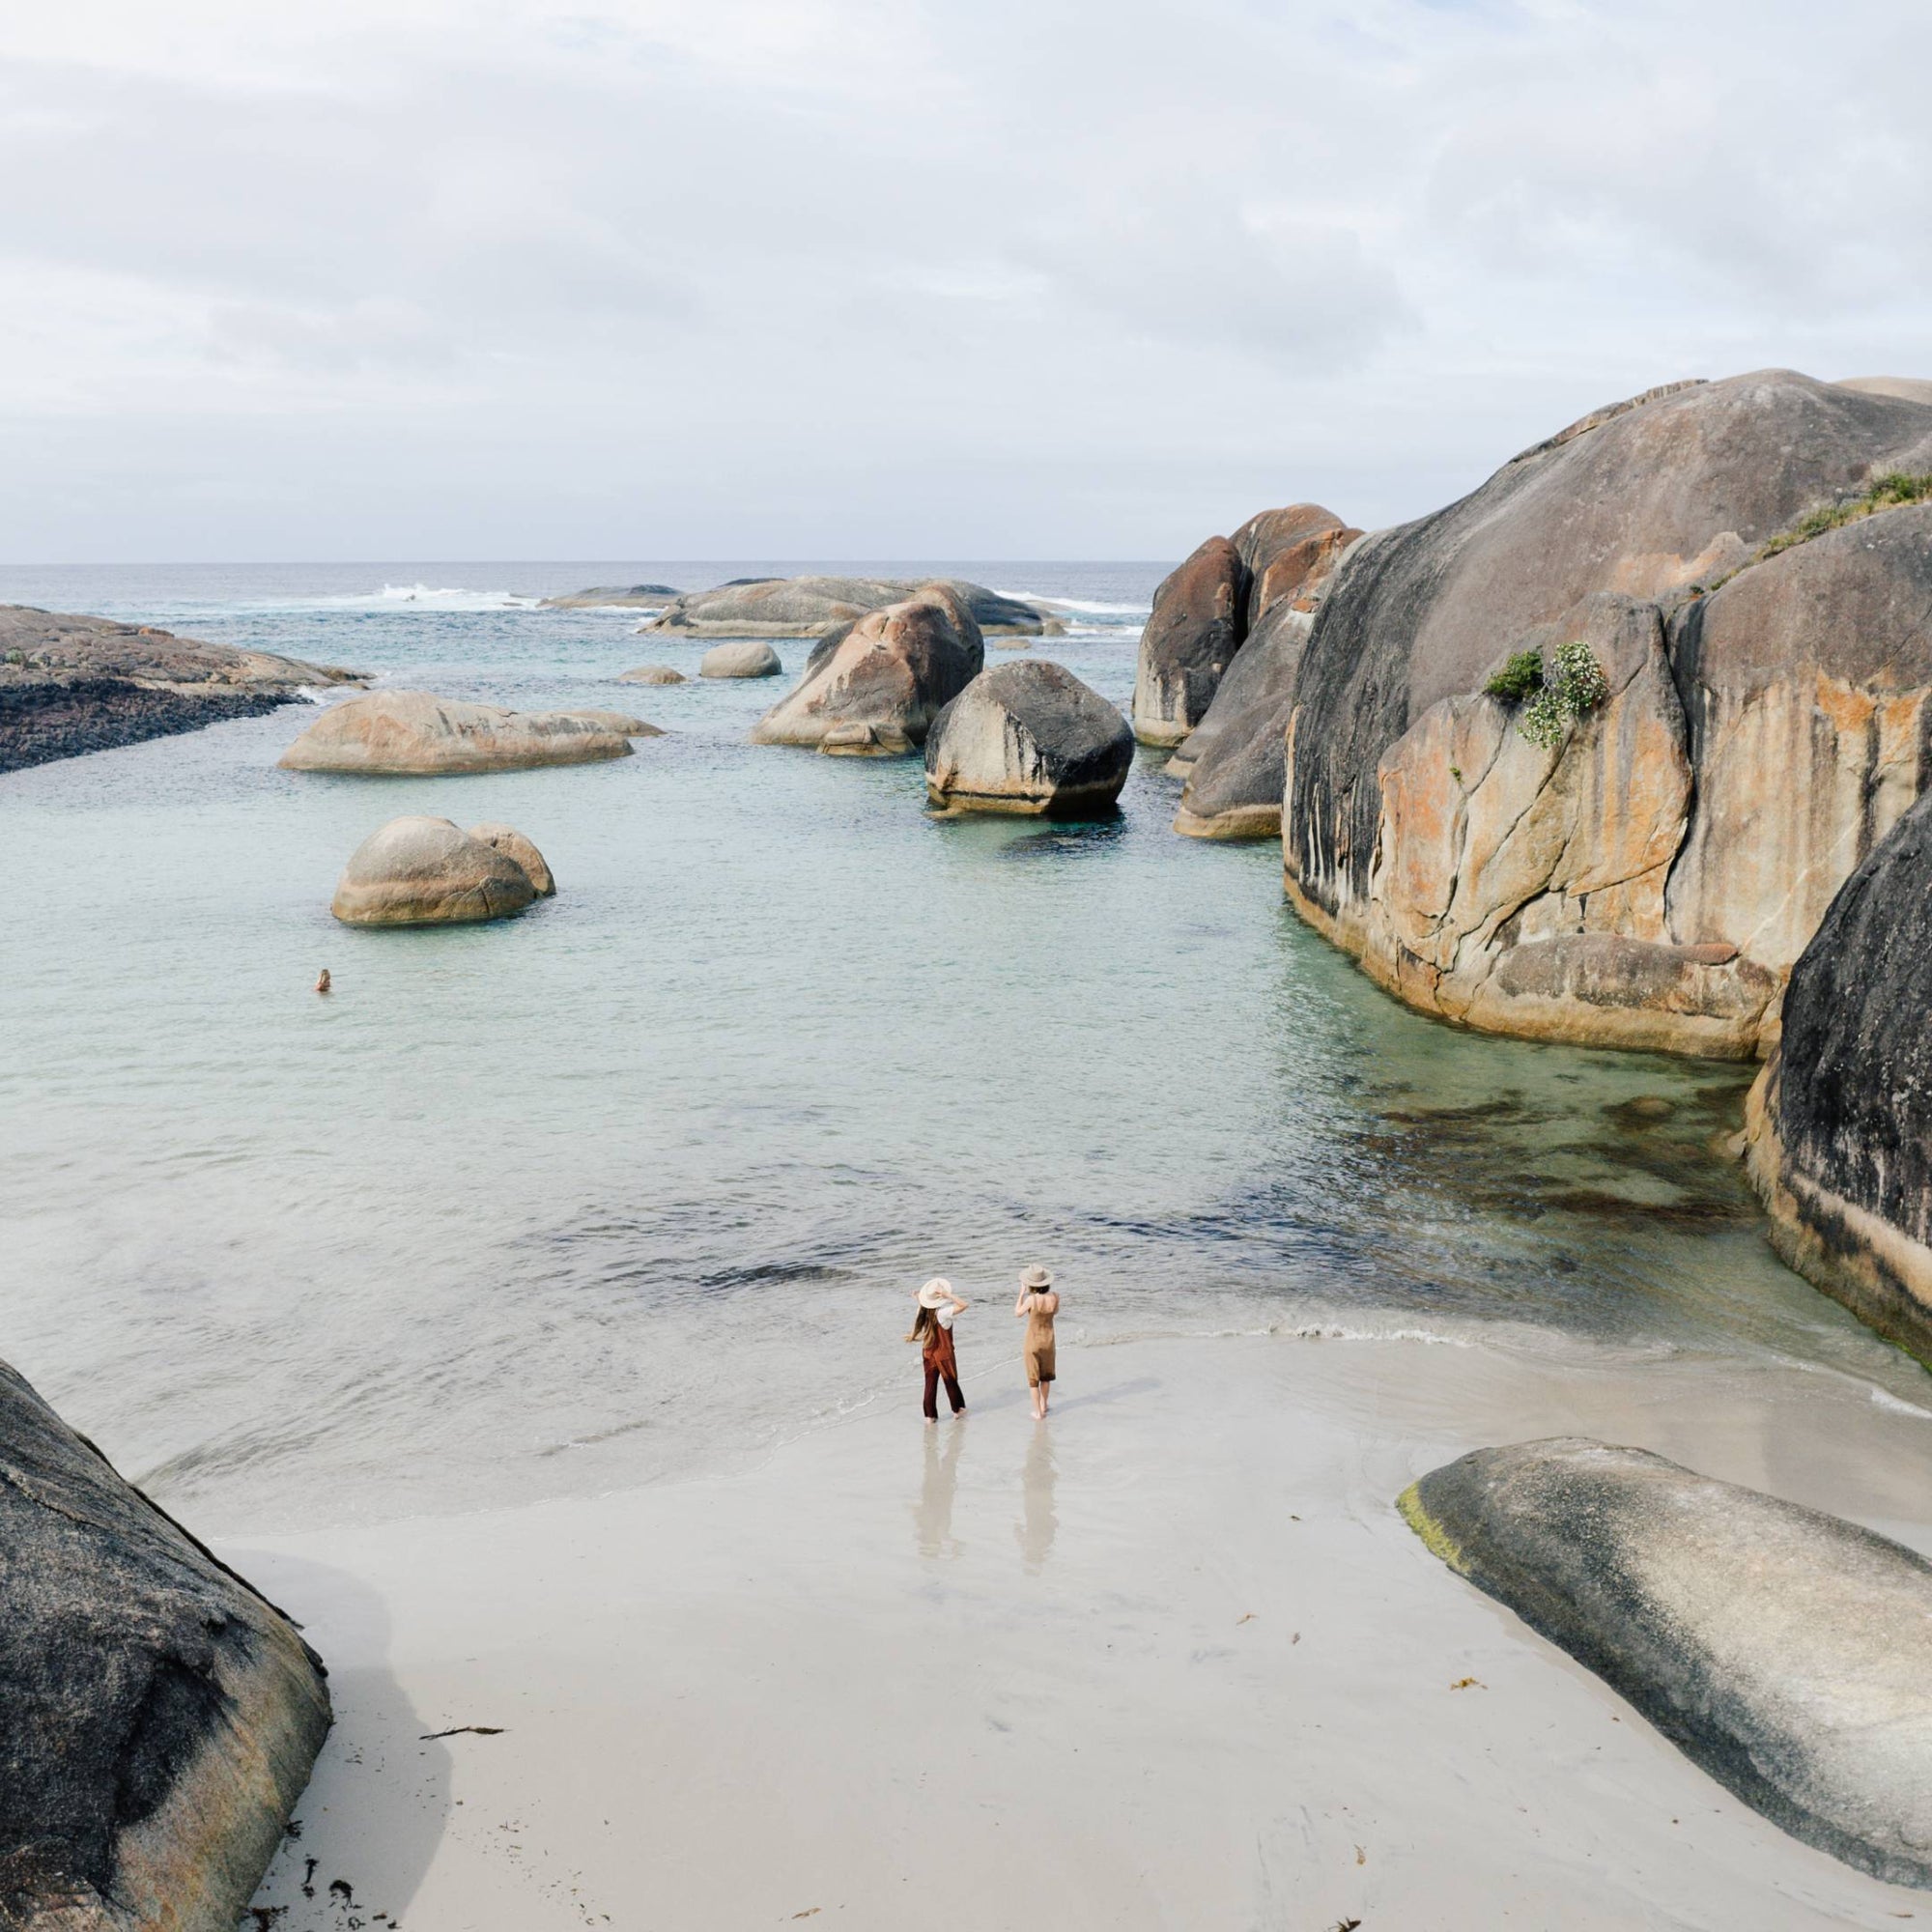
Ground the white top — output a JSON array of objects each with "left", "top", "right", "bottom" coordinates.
[{"left": 936, "top": 1306, "right": 956, "bottom": 1330}]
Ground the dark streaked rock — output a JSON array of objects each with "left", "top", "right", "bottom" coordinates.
[
  {"left": 0, "top": 606, "right": 358, "bottom": 775},
  {"left": 1401, "top": 1436, "right": 1932, "bottom": 1889},
  {"left": 0, "top": 1356, "right": 330, "bottom": 1930},
  {"left": 925, "top": 661, "right": 1133, "bottom": 815}
]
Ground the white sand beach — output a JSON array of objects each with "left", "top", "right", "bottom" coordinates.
[{"left": 230, "top": 1329, "right": 1932, "bottom": 1930}]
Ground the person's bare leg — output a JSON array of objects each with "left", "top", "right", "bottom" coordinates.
[{"left": 1039, "top": 1378, "right": 1051, "bottom": 1417}]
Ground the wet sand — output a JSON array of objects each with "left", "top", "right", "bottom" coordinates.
[{"left": 230, "top": 1330, "right": 1932, "bottom": 1929}]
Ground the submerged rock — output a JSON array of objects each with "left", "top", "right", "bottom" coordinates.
[
  {"left": 924, "top": 662, "right": 1133, "bottom": 815},
  {"left": 331, "top": 816, "right": 539, "bottom": 925},
  {"left": 643, "top": 575, "right": 1047, "bottom": 638},
  {"left": 0, "top": 605, "right": 359, "bottom": 775},
  {"left": 0, "top": 1355, "right": 330, "bottom": 1930},
  {"left": 542, "top": 583, "right": 681, "bottom": 609},
  {"left": 698, "top": 640, "right": 783, "bottom": 679},
  {"left": 1745, "top": 785, "right": 1932, "bottom": 1363},
  {"left": 1401, "top": 1436, "right": 1932, "bottom": 1888},
  {"left": 750, "top": 586, "right": 983, "bottom": 754},
  {"left": 469, "top": 821, "right": 555, "bottom": 895},
  {"left": 279, "top": 691, "right": 641, "bottom": 774},
  {"left": 1281, "top": 370, "right": 1932, "bottom": 1056},
  {"left": 619, "top": 665, "right": 686, "bottom": 685}
]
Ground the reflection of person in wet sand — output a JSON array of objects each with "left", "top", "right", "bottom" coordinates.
[
  {"left": 1015, "top": 1423, "right": 1057, "bottom": 1572},
  {"left": 907, "top": 1278, "right": 967, "bottom": 1423},
  {"left": 917, "top": 1420, "right": 964, "bottom": 1559},
  {"left": 1013, "top": 1265, "right": 1059, "bottom": 1419}
]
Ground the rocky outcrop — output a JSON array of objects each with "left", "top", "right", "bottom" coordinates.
[
  {"left": 0, "top": 1355, "right": 330, "bottom": 1930},
  {"left": 331, "top": 816, "right": 541, "bottom": 925},
  {"left": 924, "top": 662, "right": 1134, "bottom": 815},
  {"left": 643, "top": 576, "right": 1049, "bottom": 638},
  {"left": 280, "top": 691, "right": 646, "bottom": 774},
  {"left": 542, "top": 583, "right": 680, "bottom": 608},
  {"left": 0, "top": 606, "right": 359, "bottom": 775},
  {"left": 619, "top": 665, "right": 686, "bottom": 685},
  {"left": 1133, "top": 506, "right": 1356, "bottom": 753},
  {"left": 1744, "top": 787, "right": 1932, "bottom": 1363},
  {"left": 1129, "top": 536, "right": 1242, "bottom": 748},
  {"left": 469, "top": 822, "right": 555, "bottom": 895},
  {"left": 1167, "top": 523, "right": 1361, "bottom": 837},
  {"left": 1401, "top": 1437, "right": 1932, "bottom": 1889},
  {"left": 750, "top": 586, "right": 983, "bottom": 754},
  {"left": 1282, "top": 370, "right": 1932, "bottom": 1056},
  {"left": 698, "top": 641, "right": 783, "bottom": 679}
]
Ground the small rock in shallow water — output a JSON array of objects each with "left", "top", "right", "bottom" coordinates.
[
  {"left": 331, "top": 816, "right": 538, "bottom": 926},
  {"left": 698, "top": 640, "right": 783, "bottom": 679}
]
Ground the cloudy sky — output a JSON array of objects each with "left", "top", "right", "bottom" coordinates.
[{"left": 3, "top": 0, "right": 1927, "bottom": 561}]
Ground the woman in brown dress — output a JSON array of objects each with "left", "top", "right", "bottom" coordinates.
[
  {"left": 908, "top": 1278, "right": 968, "bottom": 1423},
  {"left": 1014, "top": 1264, "right": 1059, "bottom": 1419}
]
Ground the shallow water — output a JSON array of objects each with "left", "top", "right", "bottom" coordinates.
[{"left": 2, "top": 561, "right": 1923, "bottom": 1532}]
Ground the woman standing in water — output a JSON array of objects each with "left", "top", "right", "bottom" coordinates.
[
  {"left": 909, "top": 1278, "right": 968, "bottom": 1423},
  {"left": 1014, "top": 1265, "right": 1059, "bottom": 1419}
]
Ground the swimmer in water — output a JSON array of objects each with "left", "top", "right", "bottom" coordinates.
[{"left": 315, "top": 968, "right": 331, "bottom": 994}]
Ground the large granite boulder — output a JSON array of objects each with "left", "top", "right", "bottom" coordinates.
[
  {"left": 0, "top": 1356, "right": 330, "bottom": 1929},
  {"left": 1744, "top": 785, "right": 1932, "bottom": 1362},
  {"left": 1129, "top": 536, "right": 1243, "bottom": 747},
  {"left": 1282, "top": 370, "right": 1932, "bottom": 1056},
  {"left": 1401, "top": 1437, "right": 1932, "bottom": 1888},
  {"left": 619, "top": 665, "right": 685, "bottom": 685},
  {"left": 698, "top": 640, "right": 782, "bottom": 679},
  {"left": 330, "top": 816, "right": 540, "bottom": 925},
  {"left": 0, "top": 607, "right": 359, "bottom": 775},
  {"left": 644, "top": 576, "right": 1048, "bottom": 638},
  {"left": 1135, "top": 506, "right": 1356, "bottom": 754},
  {"left": 279, "top": 691, "right": 642, "bottom": 774},
  {"left": 750, "top": 586, "right": 983, "bottom": 754},
  {"left": 924, "top": 662, "right": 1133, "bottom": 815},
  {"left": 1168, "top": 518, "right": 1361, "bottom": 837}
]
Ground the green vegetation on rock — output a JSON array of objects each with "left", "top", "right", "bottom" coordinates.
[
  {"left": 1484, "top": 639, "right": 1607, "bottom": 750},
  {"left": 1759, "top": 471, "right": 1932, "bottom": 561}
]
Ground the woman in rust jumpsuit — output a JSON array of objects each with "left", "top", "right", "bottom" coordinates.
[{"left": 908, "top": 1278, "right": 968, "bottom": 1422}]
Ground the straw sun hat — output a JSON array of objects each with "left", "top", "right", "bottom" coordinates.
[
  {"left": 1021, "top": 1265, "right": 1054, "bottom": 1290},
  {"left": 918, "top": 1278, "right": 954, "bottom": 1310}
]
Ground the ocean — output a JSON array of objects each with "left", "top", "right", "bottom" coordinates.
[{"left": 2, "top": 560, "right": 1922, "bottom": 1535}]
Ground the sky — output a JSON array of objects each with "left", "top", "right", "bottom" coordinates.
[{"left": 2, "top": 0, "right": 1928, "bottom": 562}]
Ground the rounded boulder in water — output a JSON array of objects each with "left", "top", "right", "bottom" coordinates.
[
  {"left": 619, "top": 665, "right": 686, "bottom": 685},
  {"left": 698, "top": 640, "right": 783, "bottom": 679},
  {"left": 331, "top": 816, "right": 539, "bottom": 926},
  {"left": 924, "top": 661, "right": 1133, "bottom": 816}
]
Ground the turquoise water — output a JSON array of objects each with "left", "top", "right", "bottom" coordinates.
[{"left": 2, "top": 562, "right": 1923, "bottom": 1532}]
